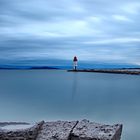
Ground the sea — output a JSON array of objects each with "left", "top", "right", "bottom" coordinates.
[{"left": 0, "top": 69, "right": 140, "bottom": 140}]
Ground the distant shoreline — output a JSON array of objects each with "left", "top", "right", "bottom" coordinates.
[
  {"left": 0, "top": 66, "right": 140, "bottom": 70},
  {"left": 0, "top": 67, "right": 140, "bottom": 75},
  {"left": 0, "top": 66, "right": 59, "bottom": 70}
]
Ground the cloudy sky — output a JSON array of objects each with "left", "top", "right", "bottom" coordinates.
[{"left": 0, "top": 0, "right": 140, "bottom": 66}]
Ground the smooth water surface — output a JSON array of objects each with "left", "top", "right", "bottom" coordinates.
[{"left": 0, "top": 70, "right": 140, "bottom": 140}]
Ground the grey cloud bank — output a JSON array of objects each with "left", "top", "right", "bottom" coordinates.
[{"left": 0, "top": 0, "right": 140, "bottom": 67}]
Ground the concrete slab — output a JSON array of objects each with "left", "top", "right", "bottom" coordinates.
[
  {"left": 0, "top": 121, "right": 44, "bottom": 140},
  {"left": 71, "top": 119, "right": 122, "bottom": 140},
  {"left": 36, "top": 121, "right": 78, "bottom": 140}
]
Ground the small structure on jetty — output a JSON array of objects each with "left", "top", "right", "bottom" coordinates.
[
  {"left": 0, "top": 119, "right": 123, "bottom": 140},
  {"left": 73, "top": 56, "right": 78, "bottom": 70}
]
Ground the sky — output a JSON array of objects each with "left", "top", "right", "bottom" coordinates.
[{"left": 0, "top": 0, "right": 140, "bottom": 67}]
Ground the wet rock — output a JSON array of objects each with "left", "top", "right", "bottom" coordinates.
[
  {"left": 0, "top": 122, "right": 30, "bottom": 127},
  {"left": 71, "top": 119, "right": 123, "bottom": 140},
  {"left": 36, "top": 121, "right": 78, "bottom": 140},
  {"left": 0, "top": 121, "right": 44, "bottom": 140}
]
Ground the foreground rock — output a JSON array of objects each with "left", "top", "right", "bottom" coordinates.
[
  {"left": 71, "top": 119, "right": 122, "bottom": 140},
  {"left": 0, "top": 122, "right": 30, "bottom": 127},
  {"left": 36, "top": 121, "right": 78, "bottom": 140},
  {"left": 0, "top": 120, "right": 123, "bottom": 140},
  {"left": 0, "top": 121, "right": 44, "bottom": 140}
]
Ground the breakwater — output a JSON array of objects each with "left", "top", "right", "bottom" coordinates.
[
  {"left": 68, "top": 69, "right": 140, "bottom": 75},
  {"left": 0, "top": 119, "right": 123, "bottom": 140}
]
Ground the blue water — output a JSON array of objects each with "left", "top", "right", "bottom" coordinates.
[{"left": 0, "top": 70, "right": 140, "bottom": 140}]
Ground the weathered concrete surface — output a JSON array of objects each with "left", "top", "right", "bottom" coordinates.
[
  {"left": 0, "top": 120, "right": 123, "bottom": 140},
  {"left": 0, "top": 121, "right": 44, "bottom": 140},
  {"left": 71, "top": 119, "right": 122, "bottom": 140},
  {"left": 36, "top": 121, "right": 78, "bottom": 140}
]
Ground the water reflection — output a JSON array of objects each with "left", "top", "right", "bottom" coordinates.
[{"left": 71, "top": 73, "right": 78, "bottom": 101}]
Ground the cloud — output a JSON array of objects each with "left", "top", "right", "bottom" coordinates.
[
  {"left": 0, "top": 0, "right": 140, "bottom": 66},
  {"left": 112, "top": 15, "right": 132, "bottom": 22},
  {"left": 121, "top": 2, "right": 140, "bottom": 14},
  {"left": 84, "top": 37, "right": 140, "bottom": 45}
]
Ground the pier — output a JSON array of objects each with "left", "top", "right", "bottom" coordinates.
[{"left": 68, "top": 69, "right": 140, "bottom": 75}]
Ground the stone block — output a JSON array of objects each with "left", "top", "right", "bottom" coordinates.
[
  {"left": 0, "top": 121, "right": 44, "bottom": 140},
  {"left": 36, "top": 120, "right": 78, "bottom": 140},
  {"left": 70, "top": 119, "right": 123, "bottom": 140}
]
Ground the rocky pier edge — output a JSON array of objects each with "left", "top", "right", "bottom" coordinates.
[
  {"left": 0, "top": 119, "right": 123, "bottom": 140},
  {"left": 68, "top": 69, "right": 140, "bottom": 75}
]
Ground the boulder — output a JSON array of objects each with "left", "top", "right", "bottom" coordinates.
[
  {"left": 36, "top": 120, "right": 78, "bottom": 140},
  {"left": 0, "top": 121, "right": 44, "bottom": 140},
  {"left": 70, "top": 119, "right": 123, "bottom": 140}
]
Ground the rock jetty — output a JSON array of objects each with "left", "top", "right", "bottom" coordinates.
[
  {"left": 0, "top": 119, "right": 123, "bottom": 140},
  {"left": 68, "top": 69, "right": 140, "bottom": 75}
]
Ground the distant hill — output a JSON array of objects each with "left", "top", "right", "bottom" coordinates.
[
  {"left": 0, "top": 60, "right": 140, "bottom": 70},
  {"left": 0, "top": 66, "right": 59, "bottom": 70}
]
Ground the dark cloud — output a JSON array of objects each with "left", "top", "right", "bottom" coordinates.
[{"left": 0, "top": 0, "right": 140, "bottom": 66}]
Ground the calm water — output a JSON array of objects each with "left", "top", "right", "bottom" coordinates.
[{"left": 0, "top": 70, "right": 140, "bottom": 140}]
